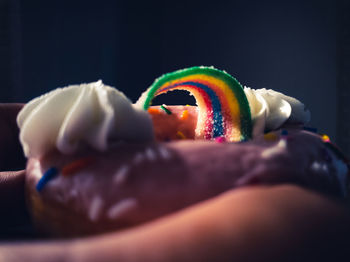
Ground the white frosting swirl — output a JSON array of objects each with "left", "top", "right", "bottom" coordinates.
[
  {"left": 244, "top": 87, "right": 311, "bottom": 137},
  {"left": 17, "top": 80, "right": 154, "bottom": 158}
]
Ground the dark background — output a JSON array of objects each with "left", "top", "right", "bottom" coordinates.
[{"left": 2, "top": 0, "right": 349, "bottom": 153}]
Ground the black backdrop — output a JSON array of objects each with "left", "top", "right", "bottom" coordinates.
[{"left": 2, "top": 0, "right": 349, "bottom": 152}]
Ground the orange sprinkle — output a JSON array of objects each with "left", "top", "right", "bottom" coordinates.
[
  {"left": 263, "top": 132, "right": 278, "bottom": 141},
  {"left": 62, "top": 157, "right": 95, "bottom": 176},
  {"left": 148, "top": 108, "right": 160, "bottom": 115},
  {"left": 180, "top": 110, "right": 189, "bottom": 120},
  {"left": 176, "top": 131, "right": 186, "bottom": 140},
  {"left": 322, "top": 134, "right": 331, "bottom": 142}
]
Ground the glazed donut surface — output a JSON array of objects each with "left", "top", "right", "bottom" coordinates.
[{"left": 26, "top": 126, "right": 348, "bottom": 237}]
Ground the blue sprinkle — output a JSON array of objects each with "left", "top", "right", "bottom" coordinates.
[
  {"left": 36, "top": 167, "right": 59, "bottom": 192},
  {"left": 303, "top": 126, "right": 318, "bottom": 133},
  {"left": 281, "top": 129, "right": 288, "bottom": 136}
]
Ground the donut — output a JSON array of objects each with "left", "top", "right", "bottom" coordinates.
[{"left": 18, "top": 67, "right": 349, "bottom": 237}]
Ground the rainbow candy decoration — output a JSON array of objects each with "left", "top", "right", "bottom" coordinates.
[{"left": 137, "top": 66, "right": 252, "bottom": 141}]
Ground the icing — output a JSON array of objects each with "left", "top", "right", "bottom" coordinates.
[
  {"left": 145, "top": 147, "right": 157, "bottom": 161},
  {"left": 89, "top": 195, "right": 104, "bottom": 222},
  {"left": 107, "top": 198, "right": 138, "bottom": 220},
  {"left": 244, "top": 87, "right": 311, "bottom": 136},
  {"left": 158, "top": 146, "right": 172, "bottom": 160},
  {"left": 133, "top": 152, "right": 145, "bottom": 164},
  {"left": 113, "top": 165, "right": 129, "bottom": 185},
  {"left": 261, "top": 139, "right": 287, "bottom": 159},
  {"left": 17, "top": 80, "right": 154, "bottom": 158}
]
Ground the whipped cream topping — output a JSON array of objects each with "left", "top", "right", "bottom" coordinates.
[
  {"left": 17, "top": 80, "right": 154, "bottom": 158},
  {"left": 244, "top": 87, "right": 311, "bottom": 137}
]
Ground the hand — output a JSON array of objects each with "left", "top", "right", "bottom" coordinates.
[
  {"left": 0, "top": 104, "right": 28, "bottom": 229},
  {"left": 1, "top": 185, "right": 350, "bottom": 262}
]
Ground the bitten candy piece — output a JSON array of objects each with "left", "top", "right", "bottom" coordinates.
[{"left": 136, "top": 66, "right": 253, "bottom": 142}]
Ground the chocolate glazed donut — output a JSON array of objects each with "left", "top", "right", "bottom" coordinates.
[{"left": 25, "top": 106, "right": 349, "bottom": 237}]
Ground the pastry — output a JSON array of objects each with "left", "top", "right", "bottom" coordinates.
[{"left": 18, "top": 67, "right": 349, "bottom": 237}]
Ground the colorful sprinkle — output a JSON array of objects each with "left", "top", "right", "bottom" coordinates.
[
  {"left": 281, "top": 129, "right": 288, "bottom": 136},
  {"left": 147, "top": 108, "right": 160, "bottom": 115},
  {"left": 158, "top": 146, "right": 172, "bottom": 160},
  {"left": 61, "top": 157, "right": 95, "bottom": 176},
  {"left": 263, "top": 132, "right": 278, "bottom": 141},
  {"left": 176, "top": 131, "right": 186, "bottom": 139},
  {"left": 160, "top": 104, "right": 172, "bottom": 115},
  {"left": 133, "top": 152, "right": 144, "bottom": 164},
  {"left": 261, "top": 139, "right": 287, "bottom": 159},
  {"left": 136, "top": 66, "right": 252, "bottom": 142},
  {"left": 36, "top": 167, "right": 59, "bottom": 192},
  {"left": 113, "top": 165, "right": 129, "bottom": 185},
  {"left": 145, "top": 147, "right": 157, "bottom": 161},
  {"left": 89, "top": 196, "right": 104, "bottom": 222},
  {"left": 321, "top": 134, "right": 331, "bottom": 142},
  {"left": 214, "top": 136, "right": 226, "bottom": 143},
  {"left": 107, "top": 198, "right": 138, "bottom": 220},
  {"left": 180, "top": 109, "right": 189, "bottom": 120}
]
